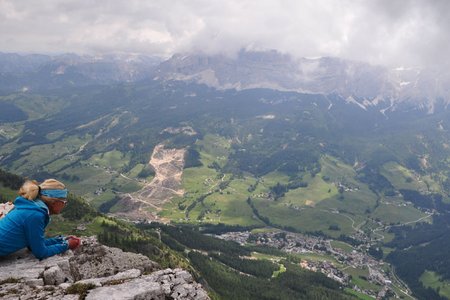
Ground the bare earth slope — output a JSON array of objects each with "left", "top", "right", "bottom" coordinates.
[{"left": 114, "top": 144, "right": 186, "bottom": 221}]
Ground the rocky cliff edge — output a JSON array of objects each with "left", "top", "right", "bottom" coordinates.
[{"left": 0, "top": 236, "right": 210, "bottom": 300}]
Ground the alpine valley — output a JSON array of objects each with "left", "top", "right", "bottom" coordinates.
[{"left": 2, "top": 50, "right": 450, "bottom": 299}]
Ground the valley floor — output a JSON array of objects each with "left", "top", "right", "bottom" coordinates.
[{"left": 216, "top": 229, "right": 414, "bottom": 299}]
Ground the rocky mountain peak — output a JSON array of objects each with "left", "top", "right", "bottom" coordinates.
[
  {"left": 2, "top": 49, "right": 450, "bottom": 113},
  {"left": 0, "top": 237, "right": 209, "bottom": 300},
  {"left": 154, "top": 49, "right": 450, "bottom": 114}
]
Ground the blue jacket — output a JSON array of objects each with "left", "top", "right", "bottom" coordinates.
[{"left": 0, "top": 197, "right": 68, "bottom": 259}]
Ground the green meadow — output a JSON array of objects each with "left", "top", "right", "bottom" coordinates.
[
  {"left": 163, "top": 137, "right": 430, "bottom": 240},
  {"left": 11, "top": 135, "right": 90, "bottom": 174},
  {"left": 330, "top": 240, "right": 354, "bottom": 253},
  {"left": 371, "top": 199, "right": 428, "bottom": 225},
  {"left": 253, "top": 199, "right": 356, "bottom": 237},
  {"left": 346, "top": 267, "right": 382, "bottom": 292},
  {"left": 380, "top": 162, "right": 429, "bottom": 191},
  {"left": 420, "top": 271, "right": 450, "bottom": 299},
  {"left": 281, "top": 174, "right": 337, "bottom": 207},
  {"left": 88, "top": 150, "right": 131, "bottom": 170}
]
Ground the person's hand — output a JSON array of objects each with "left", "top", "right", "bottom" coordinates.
[{"left": 67, "top": 236, "right": 81, "bottom": 250}]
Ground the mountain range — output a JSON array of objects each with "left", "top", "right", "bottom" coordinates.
[
  {"left": 0, "top": 52, "right": 161, "bottom": 91},
  {"left": 2, "top": 50, "right": 450, "bottom": 113},
  {"left": 2, "top": 49, "right": 450, "bottom": 299}
]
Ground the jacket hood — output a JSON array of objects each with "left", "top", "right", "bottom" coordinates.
[{"left": 13, "top": 196, "right": 49, "bottom": 215}]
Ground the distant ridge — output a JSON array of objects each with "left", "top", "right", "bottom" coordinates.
[
  {"left": 0, "top": 52, "right": 161, "bottom": 91},
  {"left": 154, "top": 50, "right": 450, "bottom": 114},
  {"left": 1, "top": 50, "right": 450, "bottom": 113}
]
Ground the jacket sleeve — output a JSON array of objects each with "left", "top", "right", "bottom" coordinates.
[
  {"left": 24, "top": 212, "right": 68, "bottom": 259},
  {"left": 45, "top": 235, "right": 66, "bottom": 246}
]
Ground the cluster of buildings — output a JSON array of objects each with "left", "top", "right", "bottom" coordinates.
[
  {"left": 216, "top": 230, "right": 395, "bottom": 299},
  {"left": 300, "top": 259, "right": 350, "bottom": 285},
  {"left": 335, "top": 181, "right": 360, "bottom": 192}
]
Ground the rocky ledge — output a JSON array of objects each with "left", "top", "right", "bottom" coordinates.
[{"left": 0, "top": 237, "right": 210, "bottom": 300}]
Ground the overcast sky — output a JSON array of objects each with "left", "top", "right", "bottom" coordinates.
[{"left": 0, "top": 0, "right": 449, "bottom": 67}]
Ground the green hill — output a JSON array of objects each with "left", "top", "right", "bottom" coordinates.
[
  {"left": 3, "top": 81, "right": 450, "bottom": 298},
  {"left": 0, "top": 168, "right": 359, "bottom": 299}
]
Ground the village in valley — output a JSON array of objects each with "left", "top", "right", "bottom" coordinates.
[{"left": 215, "top": 230, "right": 406, "bottom": 299}]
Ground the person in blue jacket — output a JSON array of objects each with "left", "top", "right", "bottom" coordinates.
[{"left": 0, "top": 179, "right": 80, "bottom": 259}]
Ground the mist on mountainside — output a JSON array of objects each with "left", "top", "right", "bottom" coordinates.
[
  {"left": 2, "top": 49, "right": 450, "bottom": 299},
  {"left": 2, "top": 1, "right": 450, "bottom": 299}
]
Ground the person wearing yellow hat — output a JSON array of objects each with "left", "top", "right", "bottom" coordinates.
[{"left": 0, "top": 179, "right": 80, "bottom": 259}]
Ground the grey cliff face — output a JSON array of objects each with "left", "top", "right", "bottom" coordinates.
[
  {"left": 3, "top": 50, "right": 449, "bottom": 113},
  {"left": 154, "top": 50, "right": 450, "bottom": 113},
  {"left": 0, "top": 237, "right": 209, "bottom": 300}
]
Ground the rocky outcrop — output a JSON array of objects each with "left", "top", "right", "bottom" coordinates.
[{"left": 0, "top": 237, "right": 209, "bottom": 300}]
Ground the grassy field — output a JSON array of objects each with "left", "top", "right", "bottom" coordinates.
[
  {"left": 291, "top": 252, "right": 342, "bottom": 266},
  {"left": 202, "top": 176, "right": 263, "bottom": 226},
  {"left": 251, "top": 252, "right": 284, "bottom": 262},
  {"left": 272, "top": 264, "right": 287, "bottom": 278},
  {"left": 45, "top": 157, "right": 76, "bottom": 173},
  {"left": 264, "top": 156, "right": 378, "bottom": 232},
  {"left": 159, "top": 196, "right": 187, "bottom": 221},
  {"left": 330, "top": 240, "right": 354, "bottom": 253},
  {"left": 203, "top": 195, "right": 262, "bottom": 226},
  {"left": 160, "top": 142, "right": 224, "bottom": 222},
  {"left": 89, "top": 190, "right": 117, "bottom": 209},
  {"left": 317, "top": 188, "right": 376, "bottom": 216},
  {"left": 11, "top": 135, "right": 90, "bottom": 174},
  {"left": 125, "top": 163, "right": 147, "bottom": 178},
  {"left": 89, "top": 150, "right": 130, "bottom": 170},
  {"left": 344, "top": 288, "right": 375, "bottom": 300},
  {"left": 61, "top": 164, "right": 114, "bottom": 197},
  {"left": 282, "top": 174, "right": 337, "bottom": 207},
  {"left": 181, "top": 165, "right": 218, "bottom": 196},
  {"left": 346, "top": 267, "right": 382, "bottom": 292},
  {"left": 46, "top": 215, "right": 142, "bottom": 240},
  {"left": 163, "top": 136, "right": 264, "bottom": 226},
  {"left": 381, "top": 162, "right": 429, "bottom": 191},
  {"left": 111, "top": 175, "right": 143, "bottom": 193},
  {"left": 196, "top": 134, "right": 230, "bottom": 158},
  {"left": 371, "top": 199, "right": 427, "bottom": 225},
  {"left": 320, "top": 155, "right": 357, "bottom": 181},
  {"left": 253, "top": 198, "right": 356, "bottom": 237},
  {"left": 239, "top": 156, "right": 377, "bottom": 236},
  {"left": 419, "top": 270, "right": 450, "bottom": 299},
  {"left": 380, "top": 161, "right": 444, "bottom": 199},
  {"left": 259, "top": 171, "right": 291, "bottom": 188},
  {"left": 250, "top": 227, "right": 276, "bottom": 234}
]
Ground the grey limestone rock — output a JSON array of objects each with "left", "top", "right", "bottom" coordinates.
[
  {"left": 75, "top": 268, "right": 142, "bottom": 287},
  {"left": 70, "top": 236, "right": 158, "bottom": 281},
  {"left": 0, "top": 237, "right": 210, "bottom": 300},
  {"left": 85, "top": 268, "right": 209, "bottom": 300},
  {"left": 0, "top": 248, "right": 73, "bottom": 282},
  {"left": 43, "top": 265, "right": 67, "bottom": 285},
  {"left": 24, "top": 278, "right": 44, "bottom": 287},
  {"left": 85, "top": 280, "right": 164, "bottom": 300}
]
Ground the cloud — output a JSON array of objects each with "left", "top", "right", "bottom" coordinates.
[{"left": 0, "top": 0, "right": 448, "bottom": 67}]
